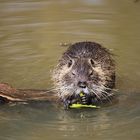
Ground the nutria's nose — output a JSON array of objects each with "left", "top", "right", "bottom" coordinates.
[{"left": 78, "top": 81, "right": 87, "bottom": 88}]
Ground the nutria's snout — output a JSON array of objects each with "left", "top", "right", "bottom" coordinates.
[
  {"left": 52, "top": 41, "right": 115, "bottom": 105},
  {"left": 77, "top": 81, "right": 87, "bottom": 88}
]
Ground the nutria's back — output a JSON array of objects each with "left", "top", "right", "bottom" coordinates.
[{"left": 52, "top": 41, "right": 115, "bottom": 106}]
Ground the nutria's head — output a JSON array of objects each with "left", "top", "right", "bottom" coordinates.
[{"left": 52, "top": 42, "right": 115, "bottom": 103}]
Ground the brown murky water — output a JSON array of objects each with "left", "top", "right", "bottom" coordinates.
[{"left": 0, "top": 0, "right": 140, "bottom": 140}]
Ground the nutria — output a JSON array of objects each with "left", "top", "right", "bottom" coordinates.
[{"left": 52, "top": 41, "right": 115, "bottom": 108}]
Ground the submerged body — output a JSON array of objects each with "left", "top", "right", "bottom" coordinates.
[{"left": 52, "top": 42, "right": 115, "bottom": 108}]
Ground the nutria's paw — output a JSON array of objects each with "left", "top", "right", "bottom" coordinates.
[{"left": 63, "top": 99, "right": 71, "bottom": 109}]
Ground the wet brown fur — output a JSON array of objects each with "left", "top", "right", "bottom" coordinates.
[{"left": 52, "top": 41, "right": 115, "bottom": 104}]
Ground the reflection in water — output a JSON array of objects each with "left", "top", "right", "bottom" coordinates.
[
  {"left": 0, "top": 0, "right": 140, "bottom": 140},
  {"left": 0, "top": 94, "right": 139, "bottom": 140}
]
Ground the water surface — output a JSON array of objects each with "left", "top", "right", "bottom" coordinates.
[{"left": 0, "top": 0, "right": 140, "bottom": 140}]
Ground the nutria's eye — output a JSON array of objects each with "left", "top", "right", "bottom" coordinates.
[
  {"left": 90, "top": 59, "right": 95, "bottom": 67},
  {"left": 89, "top": 70, "right": 93, "bottom": 77},
  {"left": 67, "top": 59, "right": 73, "bottom": 68},
  {"left": 72, "top": 71, "right": 76, "bottom": 76}
]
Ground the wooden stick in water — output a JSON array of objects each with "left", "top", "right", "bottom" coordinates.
[{"left": 0, "top": 83, "right": 58, "bottom": 104}]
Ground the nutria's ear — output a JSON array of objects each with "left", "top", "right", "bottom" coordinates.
[
  {"left": 67, "top": 59, "right": 73, "bottom": 68},
  {"left": 62, "top": 54, "right": 73, "bottom": 68},
  {"left": 89, "top": 59, "right": 95, "bottom": 67}
]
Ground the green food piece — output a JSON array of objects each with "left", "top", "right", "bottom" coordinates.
[
  {"left": 69, "top": 92, "right": 100, "bottom": 109},
  {"left": 79, "top": 92, "right": 84, "bottom": 97},
  {"left": 69, "top": 103, "right": 100, "bottom": 109}
]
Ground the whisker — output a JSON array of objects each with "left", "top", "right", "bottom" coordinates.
[
  {"left": 89, "top": 88, "right": 102, "bottom": 102},
  {"left": 100, "top": 91, "right": 112, "bottom": 103},
  {"left": 94, "top": 86, "right": 114, "bottom": 103},
  {"left": 91, "top": 84, "right": 115, "bottom": 103},
  {"left": 95, "top": 84, "right": 118, "bottom": 92}
]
